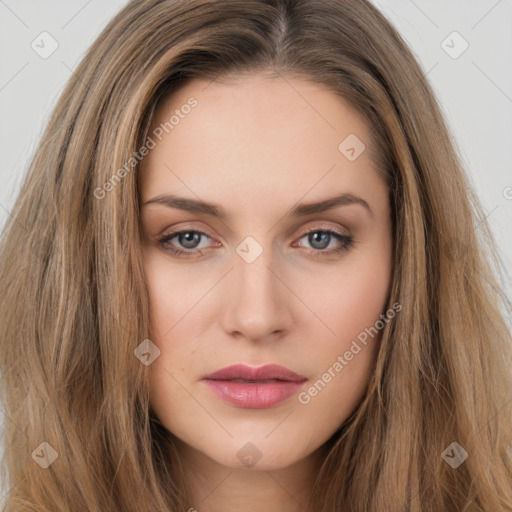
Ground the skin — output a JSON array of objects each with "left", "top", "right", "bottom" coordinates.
[{"left": 139, "top": 72, "right": 393, "bottom": 512}]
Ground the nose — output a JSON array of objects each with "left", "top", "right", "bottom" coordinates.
[{"left": 220, "top": 243, "right": 295, "bottom": 343}]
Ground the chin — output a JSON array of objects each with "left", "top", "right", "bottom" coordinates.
[{"left": 201, "top": 435, "right": 311, "bottom": 471}]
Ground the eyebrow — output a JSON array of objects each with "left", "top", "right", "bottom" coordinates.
[{"left": 142, "top": 192, "right": 373, "bottom": 219}]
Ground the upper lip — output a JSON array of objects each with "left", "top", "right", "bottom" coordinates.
[{"left": 202, "top": 364, "right": 307, "bottom": 382}]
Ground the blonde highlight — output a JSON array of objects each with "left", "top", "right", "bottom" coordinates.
[{"left": 1, "top": 1, "right": 511, "bottom": 510}]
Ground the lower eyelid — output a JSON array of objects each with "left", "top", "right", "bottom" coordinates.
[{"left": 294, "top": 230, "right": 351, "bottom": 249}]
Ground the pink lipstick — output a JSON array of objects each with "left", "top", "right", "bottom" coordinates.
[{"left": 202, "top": 364, "right": 307, "bottom": 409}]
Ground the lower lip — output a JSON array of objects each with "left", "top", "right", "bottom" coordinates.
[{"left": 203, "top": 379, "right": 306, "bottom": 408}]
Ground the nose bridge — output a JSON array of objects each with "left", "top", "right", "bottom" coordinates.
[
  {"left": 236, "top": 240, "right": 275, "bottom": 298},
  {"left": 222, "top": 235, "right": 292, "bottom": 341}
]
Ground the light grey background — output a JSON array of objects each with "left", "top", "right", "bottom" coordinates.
[{"left": 1, "top": 0, "right": 511, "bottom": 502}]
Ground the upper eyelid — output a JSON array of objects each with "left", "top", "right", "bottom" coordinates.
[
  {"left": 162, "top": 218, "right": 349, "bottom": 236},
  {"left": 163, "top": 222, "right": 347, "bottom": 236},
  {"left": 160, "top": 224, "right": 348, "bottom": 246}
]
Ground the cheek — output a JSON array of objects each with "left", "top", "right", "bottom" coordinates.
[
  {"left": 143, "top": 254, "right": 208, "bottom": 419},
  {"left": 295, "top": 281, "right": 388, "bottom": 432},
  {"left": 293, "top": 248, "right": 391, "bottom": 405},
  {"left": 296, "top": 250, "right": 391, "bottom": 346},
  {"left": 143, "top": 252, "right": 211, "bottom": 340}
]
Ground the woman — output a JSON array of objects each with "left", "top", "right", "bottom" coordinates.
[{"left": 1, "top": 0, "right": 511, "bottom": 510}]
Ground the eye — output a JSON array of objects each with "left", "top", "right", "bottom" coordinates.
[
  {"left": 157, "top": 229, "right": 218, "bottom": 258},
  {"left": 156, "top": 226, "right": 354, "bottom": 258},
  {"left": 293, "top": 227, "right": 354, "bottom": 258}
]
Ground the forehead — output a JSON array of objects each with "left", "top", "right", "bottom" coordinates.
[
  {"left": 149, "top": 73, "right": 372, "bottom": 147},
  {"left": 139, "top": 73, "right": 382, "bottom": 208}
]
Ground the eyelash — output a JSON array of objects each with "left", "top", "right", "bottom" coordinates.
[{"left": 156, "top": 226, "right": 354, "bottom": 259}]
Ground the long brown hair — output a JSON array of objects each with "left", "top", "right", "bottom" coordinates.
[{"left": 1, "top": 0, "right": 511, "bottom": 510}]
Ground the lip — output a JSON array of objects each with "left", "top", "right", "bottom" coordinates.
[
  {"left": 202, "top": 364, "right": 308, "bottom": 409},
  {"left": 203, "top": 363, "right": 306, "bottom": 382}
]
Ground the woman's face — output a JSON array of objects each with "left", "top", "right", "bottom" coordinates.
[{"left": 139, "top": 73, "right": 393, "bottom": 471}]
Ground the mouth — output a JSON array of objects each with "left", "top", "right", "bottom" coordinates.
[
  {"left": 202, "top": 364, "right": 308, "bottom": 409},
  {"left": 229, "top": 378, "right": 289, "bottom": 383}
]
